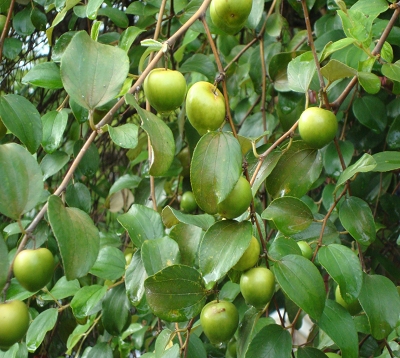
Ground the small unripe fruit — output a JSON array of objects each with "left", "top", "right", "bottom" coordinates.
[
  {"left": 233, "top": 236, "right": 260, "bottom": 271},
  {"left": 240, "top": 267, "right": 275, "bottom": 309}
]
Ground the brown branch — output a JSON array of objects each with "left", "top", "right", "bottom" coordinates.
[{"left": 0, "top": 0, "right": 15, "bottom": 62}]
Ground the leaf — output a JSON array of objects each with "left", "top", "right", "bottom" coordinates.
[
  {"left": 318, "top": 244, "right": 362, "bottom": 303},
  {"left": 161, "top": 206, "right": 215, "bottom": 231},
  {"left": 0, "top": 94, "right": 42, "bottom": 153},
  {"left": 41, "top": 110, "right": 69, "bottom": 153},
  {"left": 339, "top": 197, "right": 375, "bottom": 246},
  {"left": 73, "top": 140, "right": 100, "bottom": 177},
  {"left": 180, "top": 54, "right": 216, "bottom": 81},
  {"left": 22, "top": 62, "right": 63, "bottom": 89},
  {"left": 40, "top": 276, "right": 80, "bottom": 300},
  {"left": 323, "top": 141, "right": 354, "bottom": 178},
  {"left": 190, "top": 131, "right": 242, "bottom": 214},
  {"left": 261, "top": 197, "right": 313, "bottom": 235},
  {"left": 358, "top": 72, "right": 381, "bottom": 94},
  {"left": 318, "top": 300, "right": 359, "bottom": 358},
  {"left": 321, "top": 59, "right": 356, "bottom": 83},
  {"left": 336, "top": 153, "right": 376, "bottom": 188},
  {"left": 89, "top": 246, "right": 126, "bottom": 280},
  {"left": 48, "top": 195, "right": 100, "bottom": 280},
  {"left": 70, "top": 285, "right": 108, "bottom": 320},
  {"left": 66, "top": 317, "right": 94, "bottom": 354},
  {"left": 118, "top": 204, "right": 164, "bottom": 248},
  {"left": 65, "top": 182, "right": 92, "bottom": 213},
  {"left": 155, "top": 329, "right": 173, "bottom": 358},
  {"left": 144, "top": 265, "right": 207, "bottom": 322},
  {"left": 287, "top": 52, "right": 316, "bottom": 93},
  {"left": 40, "top": 151, "right": 70, "bottom": 181},
  {"left": 199, "top": 220, "right": 252, "bottom": 286},
  {"left": 0, "top": 236, "right": 8, "bottom": 292},
  {"left": 141, "top": 237, "right": 181, "bottom": 276},
  {"left": 266, "top": 141, "right": 323, "bottom": 198},
  {"left": 372, "top": 151, "right": 400, "bottom": 172},
  {"left": 118, "top": 26, "right": 146, "bottom": 52},
  {"left": 297, "top": 347, "right": 329, "bottom": 358},
  {"left": 268, "top": 236, "right": 302, "bottom": 261},
  {"left": 245, "top": 324, "right": 292, "bottom": 358},
  {"left": 387, "top": 115, "right": 400, "bottom": 149},
  {"left": 126, "top": 94, "right": 175, "bottom": 176},
  {"left": 125, "top": 250, "right": 147, "bottom": 306},
  {"left": 352, "top": 96, "right": 387, "bottom": 133},
  {"left": 359, "top": 273, "right": 400, "bottom": 340},
  {"left": 97, "top": 7, "right": 128, "bottom": 28},
  {"left": 61, "top": 31, "right": 129, "bottom": 109},
  {"left": 87, "top": 342, "right": 113, "bottom": 358},
  {"left": 0, "top": 143, "right": 44, "bottom": 220},
  {"left": 320, "top": 38, "right": 356, "bottom": 62},
  {"left": 109, "top": 174, "right": 141, "bottom": 195},
  {"left": 26, "top": 308, "right": 58, "bottom": 352},
  {"left": 382, "top": 61, "right": 400, "bottom": 82},
  {"left": 106, "top": 123, "right": 139, "bottom": 149},
  {"left": 273, "top": 255, "right": 326, "bottom": 320}
]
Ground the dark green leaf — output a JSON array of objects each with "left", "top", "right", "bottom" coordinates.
[
  {"left": 22, "top": 62, "right": 63, "bottom": 89},
  {"left": 40, "top": 151, "right": 70, "bottom": 181},
  {"left": 387, "top": 115, "right": 400, "bottom": 149},
  {"left": 65, "top": 182, "right": 92, "bottom": 213},
  {"left": 41, "top": 276, "right": 80, "bottom": 300},
  {"left": 297, "top": 347, "right": 329, "bottom": 358},
  {"left": 26, "top": 308, "right": 58, "bottom": 352},
  {"left": 161, "top": 206, "right": 215, "bottom": 231},
  {"left": 352, "top": 96, "right": 387, "bottom": 133},
  {"left": 268, "top": 236, "right": 302, "bottom": 261},
  {"left": 98, "top": 7, "right": 129, "bottom": 28},
  {"left": 118, "top": 26, "right": 146, "bottom": 52},
  {"left": 87, "top": 342, "right": 113, "bottom": 358},
  {"left": 323, "top": 141, "right": 354, "bottom": 178},
  {"left": 42, "top": 110, "right": 69, "bottom": 153},
  {"left": 13, "top": 7, "right": 35, "bottom": 36},
  {"left": 70, "top": 285, "right": 108, "bottom": 320},
  {"left": 3, "top": 38, "right": 23, "bottom": 60},
  {"left": 106, "top": 123, "right": 139, "bottom": 149},
  {"left": 90, "top": 246, "right": 126, "bottom": 280},
  {"left": 109, "top": 174, "right": 141, "bottom": 195},
  {"left": 180, "top": 54, "right": 216, "bottom": 81},
  {"left": 336, "top": 153, "right": 376, "bottom": 188},
  {"left": 125, "top": 250, "right": 147, "bottom": 306},
  {"left": 73, "top": 140, "right": 100, "bottom": 177}
]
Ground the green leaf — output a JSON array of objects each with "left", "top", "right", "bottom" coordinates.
[
  {"left": 65, "top": 182, "right": 92, "bottom": 213},
  {"left": 297, "top": 347, "right": 329, "bottom": 358},
  {"left": 109, "top": 174, "right": 141, "bottom": 195},
  {"left": 0, "top": 143, "right": 44, "bottom": 220},
  {"left": 141, "top": 237, "right": 181, "bottom": 276},
  {"left": 40, "top": 151, "right": 70, "bottom": 181},
  {"left": 3, "top": 38, "right": 23, "bottom": 60},
  {"left": 323, "top": 141, "right": 354, "bottom": 178},
  {"left": 268, "top": 236, "right": 302, "bottom": 261},
  {"left": 70, "top": 285, "right": 108, "bottom": 320},
  {"left": 42, "top": 110, "right": 69, "bottom": 153},
  {"left": 318, "top": 299, "right": 359, "bottom": 358},
  {"left": 245, "top": 324, "right": 292, "bottom": 358},
  {"left": 61, "top": 31, "right": 129, "bottom": 110},
  {"left": 22, "top": 62, "right": 63, "bottom": 89},
  {"left": 339, "top": 196, "right": 375, "bottom": 245},
  {"left": 86, "top": 0, "right": 103, "bottom": 19},
  {"left": 118, "top": 204, "right": 164, "bottom": 248},
  {"left": 87, "top": 342, "right": 113, "bottom": 358},
  {"left": 387, "top": 115, "right": 400, "bottom": 149},
  {"left": 372, "top": 151, "right": 400, "bottom": 172},
  {"left": 180, "top": 54, "right": 216, "bottom": 82},
  {"left": 266, "top": 141, "right": 323, "bottom": 198},
  {"left": 287, "top": 52, "right": 316, "bottom": 93},
  {"left": 13, "top": 8, "right": 35, "bottom": 36},
  {"left": 318, "top": 244, "right": 363, "bottom": 302},
  {"left": 190, "top": 131, "right": 242, "bottom": 214},
  {"left": 90, "top": 246, "right": 126, "bottom": 280},
  {"left": 337, "top": 9, "right": 373, "bottom": 43},
  {"left": 73, "top": 140, "right": 100, "bottom": 177},
  {"left": 40, "top": 276, "right": 80, "bottom": 300},
  {"left": 106, "top": 123, "right": 139, "bottom": 149},
  {"left": 118, "top": 26, "right": 146, "bottom": 52},
  {"left": 336, "top": 153, "right": 376, "bottom": 188},
  {"left": 161, "top": 206, "right": 215, "bottom": 231},
  {"left": 352, "top": 96, "right": 387, "bottom": 133},
  {"left": 66, "top": 317, "right": 94, "bottom": 354},
  {"left": 350, "top": 0, "right": 389, "bottom": 17},
  {"left": 321, "top": 59, "right": 356, "bottom": 83},
  {"left": 26, "top": 308, "right": 58, "bottom": 352},
  {"left": 126, "top": 94, "right": 175, "bottom": 176},
  {"left": 155, "top": 329, "right": 173, "bottom": 358},
  {"left": 320, "top": 38, "right": 356, "bottom": 62},
  {"left": 0, "top": 94, "right": 42, "bottom": 153},
  {"left": 261, "top": 197, "right": 313, "bottom": 236},
  {"left": 199, "top": 220, "right": 252, "bottom": 286},
  {"left": 144, "top": 265, "right": 207, "bottom": 322},
  {"left": 359, "top": 273, "right": 400, "bottom": 340},
  {"left": 382, "top": 61, "right": 400, "bottom": 82},
  {"left": 125, "top": 250, "right": 147, "bottom": 306},
  {"left": 48, "top": 195, "right": 100, "bottom": 280},
  {"left": 358, "top": 72, "right": 381, "bottom": 94},
  {"left": 0, "top": 236, "right": 8, "bottom": 292},
  {"left": 185, "top": 334, "right": 207, "bottom": 358},
  {"left": 273, "top": 255, "right": 326, "bottom": 320},
  {"left": 97, "top": 7, "right": 128, "bottom": 28}
]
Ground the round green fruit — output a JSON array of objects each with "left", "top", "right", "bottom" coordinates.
[
  {"left": 227, "top": 339, "right": 237, "bottom": 358},
  {"left": 186, "top": 81, "right": 226, "bottom": 135},
  {"left": 334, "top": 285, "right": 362, "bottom": 316},
  {"left": 210, "top": 0, "right": 253, "bottom": 35},
  {"left": 325, "top": 353, "right": 341, "bottom": 358},
  {"left": 233, "top": 236, "right": 260, "bottom": 271},
  {"left": 0, "top": 300, "right": 30, "bottom": 350},
  {"left": 13, "top": 248, "right": 55, "bottom": 292},
  {"left": 297, "top": 240, "right": 313, "bottom": 260},
  {"left": 180, "top": 191, "right": 197, "bottom": 213},
  {"left": 298, "top": 107, "right": 338, "bottom": 149},
  {"left": 218, "top": 176, "right": 252, "bottom": 219},
  {"left": 143, "top": 68, "right": 187, "bottom": 114},
  {"left": 200, "top": 300, "right": 239, "bottom": 344},
  {"left": 240, "top": 267, "right": 275, "bottom": 309}
]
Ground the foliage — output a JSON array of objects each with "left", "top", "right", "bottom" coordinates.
[{"left": 1, "top": 0, "right": 400, "bottom": 357}]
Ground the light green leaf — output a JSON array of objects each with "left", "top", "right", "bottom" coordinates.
[
  {"left": 118, "top": 26, "right": 145, "bottom": 52},
  {"left": 287, "top": 52, "right": 316, "bottom": 93},
  {"left": 22, "top": 62, "right": 63, "bottom": 89},
  {"left": 40, "top": 276, "right": 80, "bottom": 300},
  {"left": 382, "top": 61, "right": 400, "bottom": 82},
  {"left": 70, "top": 285, "right": 108, "bottom": 320},
  {"left": 125, "top": 250, "right": 147, "bottom": 306},
  {"left": 106, "top": 123, "right": 139, "bottom": 149},
  {"left": 42, "top": 110, "right": 69, "bottom": 153},
  {"left": 321, "top": 59, "right": 356, "bottom": 83},
  {"left": 40, "top": 151, "right": 70, "bottom": 181},
  {"left": 26, "top": 308, "right": 58, "bottom": 352},
  {"left": 358, "top": 72, "right": 381, "bottom": 94},
  {"left": 336, "top": 153, "right": 376, "bottom": 188},
  {"left": 109, "top": 174, "right": 141, "bottom": 195},
  {"left": 320, "top": 38, "right": 356, "bottom": 62},
  {"left": 161, "top": 206, "right": 215, "bottom": 231},
  {"left": 372, "top": 151, "right": 400, "bottom": 172},
  {"left": 89, "top": 246, "right": 126, "bottom": 280}
]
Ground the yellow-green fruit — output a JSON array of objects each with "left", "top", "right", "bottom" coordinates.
[
  {"left": 297, "top": 240, "right": 313, "bottom": 260},
  {"left": 180, "top": 191, "right": 198, "bottom": 213},
  {"left": 233, "top": 236, "right": 260, "bottom": 271},
  {"left": 218, "top": 176, "right": 252, "bottom": 219},
  {"left": 240, "top": 267, "right": 275, "bottom": 309},
  {"left": 334, "top": 286, "right": 362, "bottom": 316},
  {"left": 0, "top": 300, "right": 30, "bottom": 350},
  {"left": 0, "top": 119, "right": 6, "bottom": 140}
]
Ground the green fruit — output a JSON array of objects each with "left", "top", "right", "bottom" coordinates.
[
  {"left": 334, "top": 285, "right": 362, "bottom": 316},
  {"left": 13, "top": 248, "right": 55, "bottom": 292},
  {"left": 298, "top": 107, "right": 338, "bottom": 149},
  {"left": 227, "top": 339, "right": 237, "bottom": 358},
  {"left": 177, "top": 146, "right": 191, "bottom": 177},
  {"left": 233, "top": 236, "right": 260, "bottom": 271},
  {"left": 210, "top": 0, "right": 253, "bottom": 35},
  {"left": 0, "top": 300, "right": 30, "bottom": 350},
  {"left": 325, "top": 353, "right": 341, "bottom": 358},
  {"left": 297, "top": 240, "right": 313, "bottom": 260},
  {"left": 186, "top": 81, "right": 226, "bottom": 135},
  {"left": 180, "top": 191, "right": 198, "bottom": 213},
  {"left": 143, "top": 68, "right": 187, "bottom": 114},
  {"left": 218, "top": 176, "right": 252, "bottom": 219},
  {"left": 240, "top": 267, "right": 275, "bottom": 309},
  {"left": 200, "top": 300, "right": 239, "bottom": 344}
]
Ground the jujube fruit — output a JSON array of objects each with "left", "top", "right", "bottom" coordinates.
[
  {"left": 233, "top": 236, "right": 260, "bottom": 271},
  {"left": 218, "top": 176, "right": 252, "bottom": 219},
  {"left": 240, "top": 267, "right": 275, "bottom": 309}
]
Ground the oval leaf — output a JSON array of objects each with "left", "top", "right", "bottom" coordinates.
[
  {"left": 89, "top": 246, "right": 126, "bottom": 280},
  {"left": 42, "top": 109, "right": 69, "bottom": 153},
  {"left": 22, "top": 62, "right": 63, "bottom": 89},
  {"left": 70, "top": 285, "right": 108, "bottom": 320},
  {"left": 297, "top": 347, "right": 329, "bottom": 358},
  {"left": 125, "top": 250, "right": 147, "bottom": 306},
  {"left": 26, "top": 308, "right": 58, "bottom": 352},
  {"left": 161, "top": 205, "right": 215, "bottom": 231},
  {"left": 268, "top": 236, "right": 302, "bottom": 261},
  {"left": 336, "top": 153, "right": 376, "bottom": 188},
  {"left": 107, "top": 123, "right": 139, "bottom": 149},
  {"left": 40, "top": 150, "right": 70, "bottom": 181}
]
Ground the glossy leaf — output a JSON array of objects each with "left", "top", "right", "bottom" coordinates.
[
  {"left": 288, "top": 52, "right": 316, "bottom": 93},
  {"left": 387, "top": 115, "right": 400, "bottom": 149},
  {"left": 273, "top": 255, "right": 326, "bottom": 320},
  {"left": 41, "top": 110, "right": 69, "bottom": 153},
  {"left": 318, "top": 244, "right": 362, "bottom": 302},
  {"left": 262, "top": 197, "right": 313, "bottom": 235},
  {"left": 268, "top": 236, "right": 302, "bottom": 261},
  {"left": 40, "top": 150, "right": 70, "bottom": 181},
  {"left": 118, "top": 26, "right": 146, "bottom": 52},
  {"left": 359, "top": 273, "right": 400, "bottom": 340},
  {"left": 336, "top": 153, "right": 376, "bottom": 188},
  {"left": 48, "top": 195, "right": 100, "bottom": 280},
  {"left": 358, "top": 72, "right": 381, "bottom": 94},
  {"left": 106, "top": 123, "right": 139, "bottom": 149},
  {"left": 61, "top": 31, "right": 129, "bottom": 109},
  {"left": 144, "top": 265, "right": 206, "bottom": 322},
  {"left": 118, "top": 204, "right": 164, "bottom": 248},
  {"left": 339, "top": 197, "right": 375, "bottom": 245},
  {"left": 323, "top": 140, "right": 354, "bottom": 178},
  {"left": 0, "top": 94, "right": 42, "bottom": 153},
  {"left": 26, "top": 308, "right": 58, "bottom": 352},
  {"left": 90, "top": 246, "right": 126, "bottom": 280},
  {"left": 372, "top": 151, "right": 400, "bottom": 172},
  {"left": 180, "top": 53, "right": 216, "bottom": 81},
  {"left": 161, "top": 206, "right": 215, "bottom": 231},
  {"left": 125, "top": 250, "right": 147, "bottom": 306},
  {"left": 0, "top": 143, "right": 44, "bottom": 220},
  {"left": 87, "top": 342, "right": 113, "bottom": 358},
  {"left": 22, "top": 62, "right": 63, "bottom": 89},
  {"left": 0, "top": 236, "right": 8, "bottom": 292},
  {"left": 40, "top": 276, "right": 80, "bottom": 300},
  {"left": 266, "top": 141, "right": 323, "bottom": 198},
  {"left": 198, "top": 220, "right": 252, "bottom": 286},
  {"left": 318, "top": 299, "right": 359, "bottom": 358},
  {"left": 190, "top": 131, "right": 242, "bottom": 214},
  {"left": 70, "top": 285, "right": 108, "bottom": 320},
  {"left": 65, "top": 182, "right": 92, "bottom": 213},
  {"left": 353, "top": 96, "right": 387, "bottom": 133}
]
